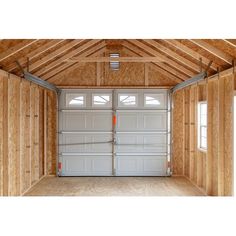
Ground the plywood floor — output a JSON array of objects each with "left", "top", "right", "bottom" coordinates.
[{"left": 24, "top": 176, "right": 205, "bottom": 196}]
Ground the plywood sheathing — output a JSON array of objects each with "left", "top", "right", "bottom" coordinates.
[
  {"left": 46, "top": 91, "right": 57, "bottom": 175},
  {"left": 172, "top": 71, "right": 234, "bottom": 196},
  {"left": 172, "top": 90, "right": 184, "bottom": 175},
  {"left": 0, "top": 69, "right": 57, "bottom": 196}
]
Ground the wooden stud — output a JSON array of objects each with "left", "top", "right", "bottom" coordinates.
[
  {"left": 144, "top": 63, "right": 149, "bottom": 86},
  {"left": 8, "top": 74, "right": 21, "bottom": 196},
  {"left": 96, "top": 62, "right": 101, "bottom": 86}
]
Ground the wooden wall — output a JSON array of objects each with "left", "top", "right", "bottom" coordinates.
[
  {"left": 172, "top": 71, "right": 234, "bottom": 196},
  {"left": 0, "top": 69, "right": 57, "bottom": 196}
]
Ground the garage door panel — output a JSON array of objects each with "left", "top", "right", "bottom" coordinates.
[
  {"left": 116, "top": 111, "right": 167, "bottom": 131},
  {"left": 60, "top": 133, "right": 112, "bottom": 153},
  {"left": 116, "top": 155, "right": 167, "bottom": 176},
  {"left": 61, "top": 111, "right": 112, "bottom": 131},
  {"left": 115, "top": 133, "right": 167, "bottom": 153},
  {"left": 61, "top": 155, "right": 112, "bottom": 176}
]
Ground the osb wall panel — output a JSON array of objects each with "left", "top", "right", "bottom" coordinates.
[
  {"left": 20, "top": 80, "right": 31, "bottom": 193},
  {"left": 8, "top": 74, "right": 21, "bottom": 196},
  {"left": 39, "top": 88, "right": 45, "bottom": 178},
  {"left": 172, "top": 72, "right": 234, "bottom": 196},
  {"left": 47, "top": 91, "right": 57, "bottom": 175},
  {"left": 222, "top": 74, "right": 234, "bottom": 196},
  {"left": 172, "top": 89, "right": 184, "bottom": 175},
  {"left": 0, "top": 69, "right": 57, "bottom": 196}
]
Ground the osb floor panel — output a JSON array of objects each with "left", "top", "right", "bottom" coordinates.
[{"left": 24, "top": 176, "right": 205, "bottom": 196}]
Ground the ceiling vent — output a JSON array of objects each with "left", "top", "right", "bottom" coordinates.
[{"left": 110, "top": 53, "right": 120, "bottom": 71}]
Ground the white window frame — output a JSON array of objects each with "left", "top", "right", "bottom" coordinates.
[
  {"left": 65, "top": 93, "right": 86, "bottom": 108},
  {"left": 118, "top": 93, "right": 138, "bottom": 107},
  {"left": 92, "top": 93, "right": 112, "bottom": 108},
  {"left": 198, "top": 101, "right": 207, "bottom": 151}
]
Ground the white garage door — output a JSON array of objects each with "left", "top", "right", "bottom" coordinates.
[{"left": 58, "top": 89, "right": 171, "bottom": 176}]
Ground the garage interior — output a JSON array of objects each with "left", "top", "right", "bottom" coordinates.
[{"left": 0, "top": 39, "right": 234, "bottom": 196}]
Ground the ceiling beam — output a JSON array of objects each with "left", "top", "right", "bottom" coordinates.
[
  {"left": 35, "top": 39, "right": 103, "bottom": 77},
  {"left": 43, "top": 42, "right": 106, "bottom": 81},
  {"left": 6, "top": 39, "right": 66, "bottom": 72},
  {"left": 123, "top": 41, "right": 186, "bottom": 82},
  {"left": 144, "top": 39, "right": 200, "bottom": 72},
  {"left": 28, "top": 39, "right": 85, "bottom": 72},
  {"left": 0, "top": 39, "right": 39, "bottom": 62},
  {"left": 189, "top": 39, "right": 233, "bottom": 64},
  {"left": 162, "top": 39, "right": 218, "bottom": 71},
  {"left": 127, "top": 39, "right": 194, "bottom": 77},
  {"left": 67, "top": 56, "right": 165, "bottom": 63}
]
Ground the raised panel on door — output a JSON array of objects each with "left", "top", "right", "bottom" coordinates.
[
  {"left": 60, "top": 111, "right": 112, "bottom": 131},
  {"left": 116, "top": 155, "right": 167, "bottom": 176},
  {"left": 115, "top": 133, "right": 167, "bottom": 153},
  {"left": 116, "top": 111, "right": 167, "bottom": 131},
  {"left": 60, "top": 155, "right": 112, "bottom": 176}
]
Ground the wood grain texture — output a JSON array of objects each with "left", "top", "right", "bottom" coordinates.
[
  {"left": 223, "top": 74, "right": 234, "bottom": 196},
  {"left": 20, "top": 80, "right": 31, "bottom": 193},
  {"left": 0, "top": 73, "right": 4, "bottom": 195},
  {"left": 39, "top": 87, "right": 45, "bottom": 178},
  {"left": 24, "top": 176, "right": 205, "bottom": 196},
  {"left": 8, "top": 74, "right": 21, "bottom": 196},
  {"left": 173, "top": 71, "right": 234, "bottom": 196},
  {"left": 172, "top": 90, "right": 184, "bottom": 175},
  {"left": 47, "top": 91, "right": 57, "bottom": 175}
]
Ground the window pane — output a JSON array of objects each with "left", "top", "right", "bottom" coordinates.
[
  {"left": 145, "top": 94, "right": 161, "bottom": 106},
  {"left": 201, "top": 137, "right": 207, "bottom": 149},
  {"left": 200, "top": 114, "right": 207, "bottom": 126},
  {"left": 93, "top": 94, "right": 111, "bottom": 107},
  {"left": 119, "top": 95, "right": 137, "bottom": 106},
  {"left": 200, "top": 103, "right": 207, "bottom": 115},
  {"left": 66, "top": 94, "right": 85, "bottom": 107},
  {"left": 201, "top": 126, "right": 207, "bottom": 138}
]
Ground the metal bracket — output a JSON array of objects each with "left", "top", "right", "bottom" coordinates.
[
  {"left": 171, "top": 71, "right": 207, "bottom": 93},
  {"left": 24, "top": 71, "right": 59, "bottom": 93}
]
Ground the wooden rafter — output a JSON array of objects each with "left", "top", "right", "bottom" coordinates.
[
  {"left": 222, "top": 39, "right": 236, "bottom": 49},
  {"left": 43, "top": 41, "right": 106, "bottom": 81},
  {"left": 47, "top": 47, "right": 106, "bottom": 83},
  {"left": 0, "top": 40, "right": 39, "bottom": 62},
  {"left": 35, "top": 39, "right": 103, "bottom": 77},
  {"left": 189, "top": 39, "right": 233, "bottom": 64},
  {"left": 6, "top": 39, "right": 65, "bottom": 72},
  {"left": 123, "top": 41, "right": 186, "bottom": 82},
  {"left": 144, "top": 39, "right": 200, "bottom": 72},
  {"left": 127, "top": 39, "right": 194, "bottom": 77},
  {"left": 162, "top": 39, "right": 218, "bottom": 71},
  {"left": 29, "top": 39, "right": 85, "bottom": 72}
]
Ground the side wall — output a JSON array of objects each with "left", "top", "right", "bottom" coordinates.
[
  {"left": 172, "top": 71, "right": 234, "bottom": 196},
  {"left": 0, "top": 70, "right": 57, "bottom": 196}
]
